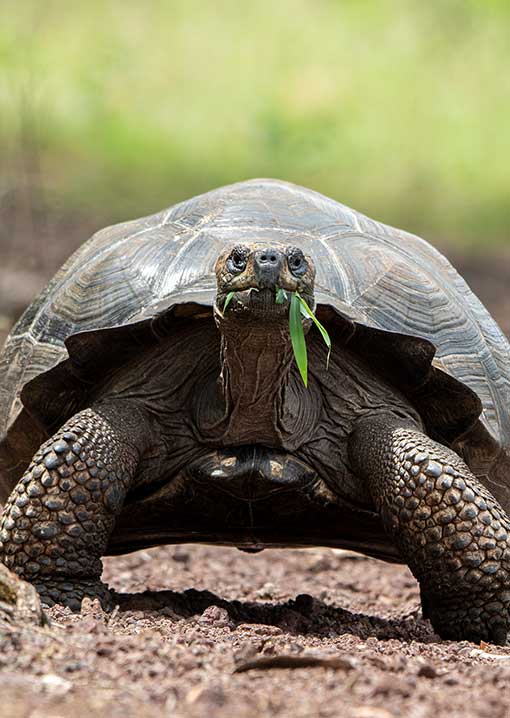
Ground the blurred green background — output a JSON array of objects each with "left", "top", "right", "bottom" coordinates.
[{"left": 0, "top": 0, "right": 509, "bottom": 284}]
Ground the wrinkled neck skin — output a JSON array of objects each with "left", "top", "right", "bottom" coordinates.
[
  {"left": 197, "top": 315, "right": 320, "bottom": 450},
  {"left": 221, "top": 320, "right": 292, "bottom": 421}
]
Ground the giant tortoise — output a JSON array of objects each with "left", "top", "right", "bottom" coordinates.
[{"left": 1, "top": 179, "right": 510, "bottom": 643}]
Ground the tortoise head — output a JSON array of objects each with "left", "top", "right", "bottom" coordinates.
[{"left": 214, "top": 243, "right": 316, "bottom": 322}]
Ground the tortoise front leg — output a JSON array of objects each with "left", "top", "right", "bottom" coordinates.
[
  {"left": 349, "top": 416, "right": 510, "bottom": 645},
  {"left": 0, "top": 405, "right": 143, "bottom": 610}
]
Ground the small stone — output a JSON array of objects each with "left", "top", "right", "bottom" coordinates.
[
  {"left": 416, "top": 662, "right": 437, "bottom": 679},
  {"left": 198, "top": 605, "right": 233, "bottom": 628}
]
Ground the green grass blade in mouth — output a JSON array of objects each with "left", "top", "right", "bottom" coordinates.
[
  {"left": 275, "top": 286, "right": 288, "bottom": 304},
  {"left": 289, "top": 291, "right": 308, "bottom": 386},
  {"left": 297, "top": 295, "right": 332, "bottom": 368},
  {"left": 223, "top": 290, "right": 235, "bottom": 312}
]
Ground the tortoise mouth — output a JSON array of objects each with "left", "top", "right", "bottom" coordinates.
[
  {"left": 218, "top": 287, "right": 288, "bottom": 319},
  {"left": 215, "top": 285, "right": 315, "bottom": 323}
]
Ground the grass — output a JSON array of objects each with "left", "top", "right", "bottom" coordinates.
[
  {"left": 1, "top": 1, "right": 509, "bottom": 248},
  {"left": 222, "top": 286, "right": 331, "bottom": 386}
]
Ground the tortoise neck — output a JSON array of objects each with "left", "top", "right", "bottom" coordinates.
[
  {"left": 219, "top": 322, "right": 294, "bottom": 438},
  {"left": 194, "top": 317, "right": 319, "bottom": 448}
]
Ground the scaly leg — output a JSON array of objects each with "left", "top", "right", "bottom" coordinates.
[
  {"left": 0, "top": 405, "right": 144, "bottom": 610},
  {"left": 349, "top": 416, "right": 510, "bottom": 644}
]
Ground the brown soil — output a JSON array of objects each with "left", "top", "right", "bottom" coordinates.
[{"left": 1, "top": 249, "right": 510, "bottom": 718}]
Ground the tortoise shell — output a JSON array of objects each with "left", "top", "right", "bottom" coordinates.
[{"left": 1, "top": 179, "right": 509, "bottom": 510}]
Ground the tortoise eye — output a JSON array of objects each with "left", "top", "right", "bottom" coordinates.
[
  {"left": 287, "top": 248, "right": 307, "bottom": 276},
  {"left": 227, "top": 246, "right": 249, "bottom": 273}
]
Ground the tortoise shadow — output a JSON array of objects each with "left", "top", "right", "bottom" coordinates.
[{"left": 112, "top": 587, "right": 436, "bottom": 644}]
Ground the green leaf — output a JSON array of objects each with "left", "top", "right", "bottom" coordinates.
[
  {"left": 275, "top": 286, "right": 288, "bottom": 304},
  {"left": 289, "top": 292, "right": 308, "bottom": 386},
  {"left": 223, "top": 291, "right": 235, "bottom": 312},
  {"left": 296, "top": 294, "right": 332, "bottom": 368}
]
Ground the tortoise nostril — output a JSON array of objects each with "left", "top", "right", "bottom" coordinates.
[{"left": 259, "top": 252, "right": 278, "bottom": 264}]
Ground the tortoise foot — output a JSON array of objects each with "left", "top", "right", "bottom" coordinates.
[
  {"left": 34, "top": 577, "right": 113, "bottom": 612},
  {"left": 424, "top": 591, "right": 509, "bottom": 646},
  {"left": 350, "top": 418, "right": 510, "bottom": 645}
]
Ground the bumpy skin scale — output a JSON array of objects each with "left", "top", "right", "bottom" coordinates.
[
  {"left": 0, "top": 407, "right": 140, "bottom": 609},
  {"left": 350, "top": 417, "right": 510, "bottom": 644}
]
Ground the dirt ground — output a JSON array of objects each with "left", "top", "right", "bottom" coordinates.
[{"left": 1, "top": 248, "right": 510, "bottom": 718}]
